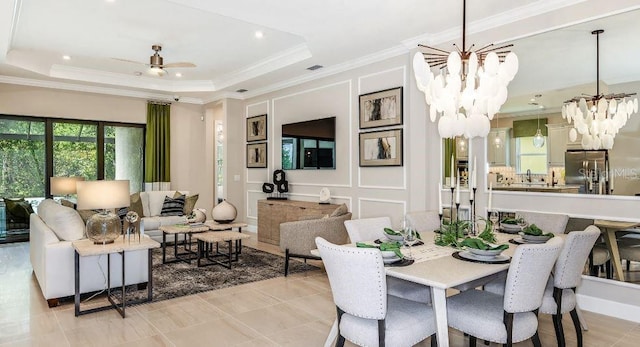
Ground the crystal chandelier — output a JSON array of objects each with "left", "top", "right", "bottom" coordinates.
[
  {"left": 562, "top": 29, "right": 638, "bottom": 150},
  {"left": 412, "top": 0, "right": 519, "bottom": 139}
]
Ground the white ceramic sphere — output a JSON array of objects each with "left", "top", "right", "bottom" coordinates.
[{"left": 212, "top": 200, "right": 238, "bottom": 224}]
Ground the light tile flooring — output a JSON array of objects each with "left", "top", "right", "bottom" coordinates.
[{"left": 1, "top": 234, "right": 639, "bottom": 346}]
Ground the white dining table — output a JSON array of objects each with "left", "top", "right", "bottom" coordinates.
[{"left": 319, "top": 231, "right": 518, "bottom": 347}]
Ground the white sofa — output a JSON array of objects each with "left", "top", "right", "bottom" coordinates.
[
  {"left": 30, "top": 199, "right": 149, "bottom": 307},
  {"left": 139, "top": 190, "right": 191, "bottom": 243}
]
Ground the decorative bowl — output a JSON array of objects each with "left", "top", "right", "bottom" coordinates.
[
  {"left": 521, "top": 234, "right": 553, "bottom": 242},
  {"left": 500, "top": 223, "right": 522, "bottom": 233},
  {"left": 467, "top": 248, "right": 505, "bottom": 258},
  {"left": 385, "top": 233, "right": 404, "bottom": 242}
]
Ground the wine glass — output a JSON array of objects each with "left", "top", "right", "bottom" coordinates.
[
  {"left": 489, "top": 211, "right": 499, "bottom": 234},
  {"left": 404, "top": 226, "right": 418, "bottom": 260},
  {"left": 516, "top": 214, "right": 527, "bottom": 231}
]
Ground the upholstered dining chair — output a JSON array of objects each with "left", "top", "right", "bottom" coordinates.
[
  {"left": 618, "top": 236, "right": 640, "bottom": 273},
  {"left": 343, "top": 216, "right": 390, "bottom": 243},
  {"left": 344, "top": 216, "right": 431, "bottom": 304},
  {"left": 516, "top": 210, "right": 569, "bottom": 235},
  {"left": 315, "top": 237, "right": 437, "bottom": 347},
  {"left": 405, "top": 210, "right": 441, "bottom": 233},
  {"left": 446, "top": 236, "right": 563, "bottom": 347}
]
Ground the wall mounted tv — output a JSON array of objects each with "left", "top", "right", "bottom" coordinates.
[{"left": 281, "top": 116, "right": 336, "bottom": 170}]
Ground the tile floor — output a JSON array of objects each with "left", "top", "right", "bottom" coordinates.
[{"left": 0, "top": 234, "right": 639, "bottom": 346}]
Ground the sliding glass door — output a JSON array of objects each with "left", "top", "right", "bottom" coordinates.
[{"left": 52, "top": 121, "right": 98, "bottom": 179}]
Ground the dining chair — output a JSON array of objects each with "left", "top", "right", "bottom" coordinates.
[
  {"left": 446, "top": 236, "right": 563, "bottom": 347},
  {"left": 344, "top": 216, "right": 431, "bottom": 304},
  {"left": 618, "top": 237, "right": 640, "bottom": 272},
  {"left": 405, "top": 210, "right": 441, "bottom": 233},
  {"left": 315, "top": 237, "right": 437, "bottom": 347},
  {"left": 516, "top": 210, "right": 569, "bottom": 235}
]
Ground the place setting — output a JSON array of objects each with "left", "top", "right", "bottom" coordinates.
[
  {"left": 453, "top": 237, "right": 511, "bottom": 264},
  {"left": 509, "top": 223, "right": 555, "bottom": 245},
  {"left": 357, "top": 225, "right": 423, "bottom": 266}
]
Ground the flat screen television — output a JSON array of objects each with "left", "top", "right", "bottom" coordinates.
[{"left": 282, "top": 117, "right": 336, "bottom": 170}]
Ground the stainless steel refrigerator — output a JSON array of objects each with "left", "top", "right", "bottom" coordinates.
[{"left": 564, "top": 150, "right": 609, "bottom": 194}]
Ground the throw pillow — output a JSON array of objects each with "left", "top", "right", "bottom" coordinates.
[
  {"left": 329, "top": 203, "right": 348, "bottom": 217},
  {"left": 160, "top": 195, "right": 186, "bottom": 216},
  {"left": 77, "top": 209, "right": 98, "bottom": 224},
  {"left": 4, "top": 198, "right": 35, "bottom": 220},
  {"left": 117, "top": 206, "right": 128, "bottom": 221},
  {"left": 129, "top": 192, "right": 144, "bottom": 217},
  {"left": 183, "top": 194, "right": 199, "bottom": 215},
  {"left": 37, "top": 199, "right": 85, "bottom": 241},
  {"left": 60, "top": 199, "right": 75, "bottom": 209}
]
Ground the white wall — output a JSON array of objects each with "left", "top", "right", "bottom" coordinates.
[{"left": 0, "top": 83, "right": 214, "bottom": 213}]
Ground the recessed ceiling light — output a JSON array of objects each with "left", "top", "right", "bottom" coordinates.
[
  {"left": 255, "top": 31, "right": 264, "bottom": 39},
  {"left": 538, "top": 105, "right": 545, "bottom": 109},
  {"left": 62, "top": 55, "right": 71, "bottom": 60},
  {"left": 175, "top": 72, "right": 182, "bottom": 77},
  {"left": 530, "top": 98, "right": 535, "bottom": 102}
]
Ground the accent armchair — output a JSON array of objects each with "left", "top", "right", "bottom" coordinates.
[{"left": 279, "top": 212, "right": 352, "bottom": 276}]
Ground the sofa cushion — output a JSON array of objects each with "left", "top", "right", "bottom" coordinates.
[
  {"left": 37, "top": 199, "right": 85, "bottom": 241},
  {"left": 142, "top": 215, "right": 188, "bottom": 231},
  {"left": 184, "top": 194, "right": 199, "bottom": 215},
  {"left": 141, "top": 216, "right": 161, "bottom": 231},
  {"left": 160, "top": 195, "right": 185, "bottom": 216},
  {"left": 141, "top": 191, "right": 189, "bottom": 217}
]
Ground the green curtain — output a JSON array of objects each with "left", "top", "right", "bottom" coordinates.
[
  {"left": 144, "top": 102, "right": 171, "bottom": 183},
  {"left": 513, "top": 118, "right": 548, "bottom": 137},
  {"left": 443, "top": 138, "right": 456, "bottom": 180}
]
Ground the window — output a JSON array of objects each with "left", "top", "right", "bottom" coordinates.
[
  {"left": 0, "top": 117, "right": 46, "bottom": 199},
  {"left": 516, "top": 136, "right": 547, "bottom": 174}
]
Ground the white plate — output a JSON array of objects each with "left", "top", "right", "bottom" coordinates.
[
  {"left": 383, "top": 256, "right": 402, "bottom": 264},
  {"left": 521, "top": 234, "right": 553, "bottom": 242},
  {"left": 381, "top": 250, "right": 400, "bottom": 258},
  {"left": 500, "top": 223, "right": 521, "bottom": 231},
  {"left": 458, "top": 251, "right": 510, "bottom": 262},
  {"left": 513, "top": 237, "right": 547, "bottom": 244},
  {"left": 467, "top": 248, "right": 505, "bottom": 258}
]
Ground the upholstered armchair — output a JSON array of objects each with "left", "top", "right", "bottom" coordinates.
[{"left": 279, "top": 212, "right": 352, "bottom": 276}]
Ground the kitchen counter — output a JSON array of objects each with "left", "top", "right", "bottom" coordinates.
[{"left": 493, "top": 184, "right": 580, "bottom": 193}]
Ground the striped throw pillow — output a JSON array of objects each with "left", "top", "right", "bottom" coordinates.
[{"left": 160, "top": 195, "right": 186, "bottom": 216}]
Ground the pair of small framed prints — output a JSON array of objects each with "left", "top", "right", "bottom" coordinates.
[
  {"left": 358, "top": 87, "right": 403, "bottom": 167},
  {"left": 247, "top": 114, "right": 267, "bottom": 168}
]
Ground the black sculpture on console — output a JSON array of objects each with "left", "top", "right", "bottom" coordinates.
[{"left": 263, "top": 170, "right": 289, "bottom": 200}]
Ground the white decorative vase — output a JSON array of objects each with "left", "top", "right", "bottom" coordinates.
[
  {"left": 187, "top": 209, "right": 206, "bottom": 223},
  {"left": 212, "top": 200, "right": 237, "bottom": 223}
]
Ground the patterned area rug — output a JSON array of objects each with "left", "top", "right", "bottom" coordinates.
[{"left": 115, "top": 245, "right": 319, "bottom": 303}]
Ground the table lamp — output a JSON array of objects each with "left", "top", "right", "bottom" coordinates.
[
  {"left": 50, "top": 176, "right": 85, "bottom": 201},
  {"left": 77, "top": 180, "right": 130, "bottom": 244}
]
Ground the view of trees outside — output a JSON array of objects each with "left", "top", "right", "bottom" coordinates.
[
  {"left": 0, "top": 118, "right": 46, "bottom": 199},
  {"left": 53, "top": 122, "right": 98, "bottom": 180},
  {"left": 1, "top": 117, "right": 145, "bottom": 200}
]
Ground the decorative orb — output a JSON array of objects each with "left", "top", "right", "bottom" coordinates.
[
  {"left": 188, "top": 209, "right": 206, "bottom": 223},
  {"left": 125, "top": 211, "right": 139, "bottom": 223},
  {"left": 212, "top": 199, "right": 237, "bottom": 224}
]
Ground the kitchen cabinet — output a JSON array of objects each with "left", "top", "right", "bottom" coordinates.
[
  {"left": 257, "top": 199, "right": 340, "bottom": 245},
  {"left": 488, "top": 128, "right": 510, "bottom": 166},
  {"left": 547, "top": 124, "right": 569, "bottom": 166}
]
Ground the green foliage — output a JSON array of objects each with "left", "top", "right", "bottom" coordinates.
[
  {"left": 522, "top": 224, "right": 554, "bottom": 237},
  {"left": 434, "top": 219, "right": 470, "bottom": 247},
  {"left": 477, "top": 217, "right": 497, "bottom": 243},
  {"left": 460, "top": 237, "right": 508, "bottom": 250}
]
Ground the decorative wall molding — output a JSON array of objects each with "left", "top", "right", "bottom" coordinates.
[{"left": 357, "top": 197, "right": 407, "bottom": 219}]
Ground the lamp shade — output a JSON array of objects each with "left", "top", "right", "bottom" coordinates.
[
  {"left": 50, "top": 176, "right": 85, "bottom": 195},
  {"left": 76, "top": 180, "right": 130, "bottom": 210}
]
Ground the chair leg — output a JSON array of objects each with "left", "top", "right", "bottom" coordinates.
[
  {"left": 335, "top": 307, "right": 345, "bottom": 347},
  {"left": 284, "top": 249, "right": 290, "bottom": 276},
  {"left": 605, "top": 260, "right": 612, "bottom": 279},
  {"left": 503, "top": 311, "right": 514, "bottom": 347},
  {"left": 469, "top": 335, "right": 476, "bottom": 347},
  {"left": 377, "top": 319, "right": 385, "bottom": 347},
  {"left": 570, "top": 308, "right": 584, "bottom": 347},
  {"left": 430, "top": 334, "right": 437, "bottom": 347},
  {"left": 532, "top": 331, "right": 542, "bottom": 347},
  {"left": 627, "top": 259, "right": 631, "bottom": 271},
  {"left": 553, "top": 287, "right": 566, "bottom": 347}
]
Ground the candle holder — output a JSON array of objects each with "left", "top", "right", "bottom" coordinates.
[
  {"left": 471, "top": 187, "right": 477, "bottom": 235},
  {"left": 469, "top": 198, "right": 475, "bottom": 236},
  {"left": 455, "top": 203, "right": 460, "bottom": 224},
  {"left": 438, "top": 213, "right": 443, "bottom": 233},
  {"left": 450, "top": 186, "right": 455, "bottom": 223}
]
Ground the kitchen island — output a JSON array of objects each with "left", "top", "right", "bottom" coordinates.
[{"left": 493, "top": 183, "right": 580, "bottom": 193}]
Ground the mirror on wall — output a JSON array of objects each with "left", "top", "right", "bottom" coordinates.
[
  {"left": 487, "top": 9, "right": 640, "bottom": 197},
  {"left": 442, "top": 136, "right": 471, "bottom": 189},
  {"left": 281, "top": 117, "right": 336, "bottom": 170}
]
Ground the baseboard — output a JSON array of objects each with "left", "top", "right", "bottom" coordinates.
[{"left": 577, "top": 293, "right": 640, "bottom": 323}]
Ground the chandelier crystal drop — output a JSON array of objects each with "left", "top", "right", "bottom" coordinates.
[
  {"left": 412, "top": 0, "right": 519, "bottom": 139},
  {"left": 562, "top": 29, "right": 638, "bottom": 150}
]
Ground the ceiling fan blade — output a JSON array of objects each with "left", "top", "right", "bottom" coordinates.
[
  {"left": 112, "top": 57, "right": 147, "bottom": 66},
  {"left": 162, "top": 62, "right": 196, "bottom": 68}
]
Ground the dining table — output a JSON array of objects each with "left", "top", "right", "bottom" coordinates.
[
  {"left": 594, "top": 219, "right": 640, "bottom": 282},
  {"left": 318, "top": 231, "right": 522, "bottom": 347}
]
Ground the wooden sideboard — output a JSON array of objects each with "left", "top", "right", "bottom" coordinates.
[{"left": 257, "top": 199, "right": 340, "bottom": 245}]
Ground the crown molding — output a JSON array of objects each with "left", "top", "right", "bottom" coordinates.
[
  {"left": 0, "top": 0, "right": 21, "bottom": 62},
  {"left": 0, "top": 75, "right": 204, "bottom": 104},
  {"left": 212, "top": 43, "right": 312, "bottom": 91}
]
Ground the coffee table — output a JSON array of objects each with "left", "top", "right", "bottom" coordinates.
[
  {"left": 193, "top": 231, "right": 250, "bottom": 268},
  {"left": 159, "top": 224, "right": 210, "bottom": 264},
  {"left": 72, "top": 235, "right": 160, "bottom": 318},
  {"left": 204, "top": 220, "right": 248, "bottom": 253}
]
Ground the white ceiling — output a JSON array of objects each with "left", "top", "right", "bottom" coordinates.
[{"left": 1, "top": 0, "right": 640, "bottom": 105}]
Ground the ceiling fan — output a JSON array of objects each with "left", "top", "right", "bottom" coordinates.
[{"left": 116, "top": 45, "right": 196, "bottom": 76}]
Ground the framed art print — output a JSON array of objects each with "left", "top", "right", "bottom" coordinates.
[
  {"left": 359, "top": 87, "right": 403, "bottom": 129},
  {"left": 247, "top": 142, "right": 267, "bottom": 168},
  {"left": 246, "top": 114, "right": 267, "bottom": 142},
  {"left": 359, "top": 129, "right": 403, "bottom": 167}
]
